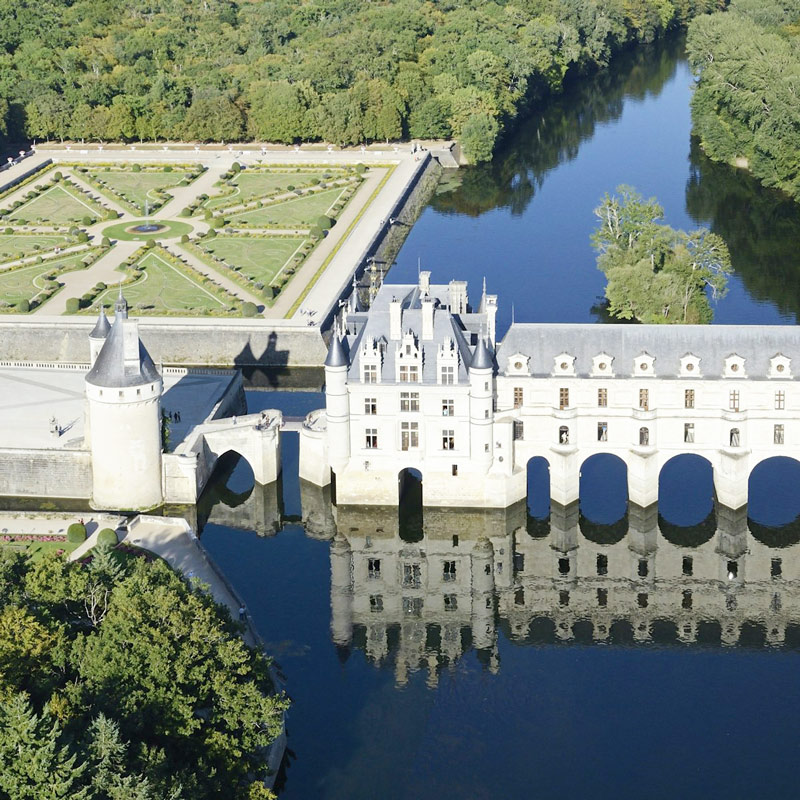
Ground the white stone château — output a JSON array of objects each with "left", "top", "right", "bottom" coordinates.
[{"left": 299, "top": 272, "right": 800, "bottom": 511}]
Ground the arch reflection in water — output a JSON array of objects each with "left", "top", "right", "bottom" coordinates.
[{"left": 323, "top": 500, "right": 800, "bottom": 686}]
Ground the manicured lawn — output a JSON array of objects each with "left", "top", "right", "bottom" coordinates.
[
  {"left": 0, "top": 252, "right": 89, "bottom": 306},
  {"left": 205, "top": 170, "right": 335, "bottom": 209},
  {"left": 0, "top": 539, "right": 79, "bottom": 560},
  {"left": 91, "top": 250, "right": 230, "bottom": 313},
  {"left": 85, "top": 169, "right": 195, "bottom": 213},
  {"left": 6, "top": 184, "right": 102, "bottom": 224},
  {"left": 200, "top": 235, "right": 307, "bottom": 286},
  {"left": 0, "top": 233, "right": 70, "bottom": 263},
  {"left": 228, "top": 186, "right": 349, "bottom": 227}
]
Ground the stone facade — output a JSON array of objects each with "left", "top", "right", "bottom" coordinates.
[{"left": 299, "top": 274, "right": 800, "bottom": 511}]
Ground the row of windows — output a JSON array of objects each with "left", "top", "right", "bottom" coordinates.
[
  {"left": 368, "top": 595, "right": 465, "bottom": 614},
  {"left": 368, "top": 560, "right": 460, "bottom": 585},
  {"left": 365, "top": 394, "right": 457, "bottom": 416},
  {"left": 363, "top": 365, "right": 456, "bottom": 384},
  {"left": 364, "top": 424, "right": 457, "bottom": 451},
  {"left": 558, "top": 423, "right": 787, "bottom": 446},
  {"left": 549, "top": 387, "right": 787, "bottom": 411}
]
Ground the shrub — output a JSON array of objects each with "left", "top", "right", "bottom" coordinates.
[
  {"left": 310, "top": 177, "right": 320, "bottom": 185},
  {"left": 3, "top": 227, "right": 11, "bottom": 235},
  {"left": 66, "top": 523, "right": 86, "bottom": 543},
  {"left": 204, "top": 209, "right": 213, "bottom": 220},
  {"left": 77, "top": 232, "right": 89, "bottom": 242},
  {"left": 179, "top": 208, "right": 191, "bottom": 217},
  {"left": 95, "top": 282, "right": 107, "bottom": 291},
  {"left": 180, "top": 234, "right": 189, "bottom": 243},
  {"left": 96, "top": 528, "right": 118, "bottom": 548},
  {"left": 316, "top": 215, "right": 333, "bottom": 230},
  {"left": 241, "top": 301, "right": 258, "bottom": 317},
  {"left": 132, "top": 164, "right": 141, "bottom": 172},
  {"left": 231, "top": 162, "right": 241, "bottom": 173},
  {"left": 355, "top": 163, "right": 366, "bottom": 173},
  {"left": 163, "top": 165, "right": 173, "bottom": 173},
  {"left": 53, "top": 171, "right": 62, "bottom": 181},
  {"left": 69, "top": 227, "right": 79, "bottom": 236},
  {"left": 66, "top": 297, "right": 80, "bottom": 313},
  {"left": 309, "top": 226, "right": 323, "bottom": 238},
  {"left": 81, "top": 215, "right": 92, "bottom": 226},
  {"left": 145, "top": 239, "right": 156, "bottom": 249},
  {"left": 101, "top": 236, "right": 110, "bottom": 247},
  {"left": 16, "top": 299, "right": 29, "bottom": 313}
]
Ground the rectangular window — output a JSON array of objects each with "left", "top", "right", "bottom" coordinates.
[
  {"left": 365, "top": 428, "right": 378, "bottom": 449},
  {"left": 441, "top": 365, "right": 454, "bottom": 385},
  {"left": 400, "top": 391, "right": 419, "bottom": 412},
  {"left": 443, "top": 561, "right": 456, "bottom": 581},
  {"left": 682, "top": 556, "right": 693, "bottom": 576},
  {"left": 514, "top": 588, "right": 525, "bottom": 606},
  {"left": 368, "top": 558, "right": 381, "bottom": 578},
  {"left": 597, "top": 588, "right": 608, "bottom": 608},
  {"left": 597, "top": 421, "right": 608, "bottom": 442},
  {"left": 685, "top": 389, "right": 695, "bottom": 409},
  {"left": 399, "top": 365, "right": 419, "bottom": 383},
  {"left": 513, "top": 387, "right": 524, "bottom": 408},
  {"left": 369, "top": 595, "right": 383, "bottom": 612},
  {"left": 775, "top": 424, "right": 785, "bottom": 445},
  {"left": 401, "top": 421, "right": 419, "bottom": 450},
  {"left": 776, "top": 391, "right": 786, "bottom": 410},
  {"left": 729, "top": 390, "right": 740, "bottom": 412},
  {"left": 364, "top": 397, "right": 377, "bottom": 415},
  {"left": 596, "top": 554, "right": 608, "bottom": 576},
  {"left": 772, "top": 558, "right": 782, "bottom": 578},
  {"left": 442, "top": 430, "right": 455, "bottom": 450},
  {"left": 402, "top": 563, "right": 421, "bottom": 588},
  {"left": 513, "top": 552, "right": 525, "bottom": 572},
  {"left": 559, "top": 387, "right": 569, "bottom": 410},
  {"left": 444, "top": 594, "right": 458, "bottom": 611},
  {"left": 684, "top": 423, "right": 694, "bottom": 443},
  {"left": 403, "top": 597, "right": 423, "bottom": 616},
  {"left": 451, "top": 464, "right": 458, "bottom": 476},
  {"left": 442, "top": 398, "right": 454, "bottom": 417},
  {"left": 639, "top": 389, "right": 649, "bottom": 411},
  {"left": 363, "top": 364, "right": 377, "bottom": 384},
  {"left": 513, "top": 420, "right": 524, "bottom": 441},
  {"left": 598, "top": 388, "right": 608, "bottom": 407}
]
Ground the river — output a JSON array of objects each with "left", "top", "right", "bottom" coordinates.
[{"left": 200, "top": 37, "right": 800, "bottom": 799}]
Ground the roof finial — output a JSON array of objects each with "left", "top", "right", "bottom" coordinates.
[
  {"left": 482, "top": 276, "right": 486, "bottom": 297},
  {"left": 512, "top": 303, "right": 515, "bottom": 325},
  {"left": 114, "top": 284, "right": 128, "bottom": 319}
]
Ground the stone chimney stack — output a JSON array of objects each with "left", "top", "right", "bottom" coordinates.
[
  {"left": 421, "top": 296, "right": 435, "bottom": 340},
  {"left": 419, "top": 270, "right": 431, "bottom": 296},
  {"left": 448, "top": 280, "right": 468, "bottom": 314},
  {"left": 390, "top": 297, "right": 403, "bottom": 340}
]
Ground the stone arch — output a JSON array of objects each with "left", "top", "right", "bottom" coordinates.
[
  {"left": 748, "top": 456, "right": 800, "bottom": 528},
  {"left": 658, "top": 454, "right": 714, "bottom": 527},
  {"left": 203, "top": 450, "right": 255, "bottom": 506},
  {"left": 579, "top": 453, "right": 627, "bottom": 525},
  {"left": 526, "top": 456, "right": 550, "bottom": 537},
  {"left": 398, "top": 468, "right": 423, "bottom": 543}
]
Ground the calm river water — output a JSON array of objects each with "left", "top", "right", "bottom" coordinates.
[{"left": 200, "top": 37, "right": 800, "bottom": 800}]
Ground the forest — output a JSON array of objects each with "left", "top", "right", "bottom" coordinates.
[
  {"left": 0, "top": 0, "right": 720, "bottom": 161},
  {"left": 0, "top": 546, "right": 287, "bottom": 800},
  {"left": 687, "top": 0, "right": 800, "bottom": 201}
]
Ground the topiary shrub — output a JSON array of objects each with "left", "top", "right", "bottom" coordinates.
[
  {"left": 96, "top": 528, "right": 118, "bottom": 548},
  {"left": 309, "top": 225, "right": 323, "bottom": 239},
  {"left": 101, "top": 236, "right": 110, "bottom": 247},
  {"left": 145, "top": 239, "right": 156, "bottom": 249},
  {"left": 77, "top": 232, "right": 89, "bottom": 242},
  {"left": 66, "top": 297, "right": 80, "bottom": 313},
  {"left": 241, "top": 301, "right": 258, "bottom": 317},
  {"left": 53, "top": 171, "right": 63, "bottom": 181},
  {"left": 3, "top": 227, "right": 11, "bottom": 235},
  {"left": 81, "top": 215, "right": 92, "bottom": 226},
  {"left": 16, "top": 299, "right": 29, "bottom": 313},
  {"left": 180, "top": 234, "right": 189, "bottom": 243},
  {"left": 67, "top": 522, "right": 86, "bottom": 543},
  {"left": 163, "top": 165, "right": 173, "bottom": 173},
  {"left": 231, "top": 162, "right": 241, "bottom": 173},
  {"left": 132, "top": 164, "right": 141, "bottom": 173},
  {"left": 355, "top": 163, "right": 366, "bottom": 173}
]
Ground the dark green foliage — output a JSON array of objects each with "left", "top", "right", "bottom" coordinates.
[
  {"left": 180, "top": 233, "right": 189, "bottom": 243},
  {"left": 65, "top": 297, "right": 80, "bottom": 313},
  {"left": 67, "top": 522, "right": 86, "bottom": 543},
  {"left": 77, "top": 232, "right": 89, "bottom": 242},
  {"left": 16, "top": 299, "right": 29, "bottom": 313},
  {"left": 0, "top": 0, "right": 715, "bottom": 159},
  {"left": 145, "top": 239, "right": 155, "bottom": 249},
  {"left": 81, "top": 215, "right": 92, "bottom": 226},
  {"left": 593, "top": 185, "right": 731, "bottom": 323},
  {"left": 100, "top": 236, "right": 110, "bottom": 247},
  {"left": 0, "top": 550, "right": 286, "bottom": 799},
  {"left": 316, "top": 214, "right": 332, "bottom": 230},
  {"left": 687, "top": 1, "right": 800, "bottom": 201},
  {"left": 96, "top": 528, "right": 118, "bottom": 548},
  {"left": 241, "top": 301, "right": 258, "bottom": 317}
]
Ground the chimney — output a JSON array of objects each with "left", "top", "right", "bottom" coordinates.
[
  {"left": 485, "top": 295, "right": 498, "bottom": 345},
  {"left": 419, "top": 270, "right": 431, "bottom": 296},
  {"left": 422, "top": 296, "right": 435, "bottom": 340},
  {"left": 448, "top": 280, "right": 468, "bottom": 314},
  {"left": 389, "top": 297, "right": 402, "bottom": 340}
]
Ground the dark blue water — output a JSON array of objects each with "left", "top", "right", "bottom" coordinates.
[{"left": 200, "top": 38, "right": 800, "bottom": 799}]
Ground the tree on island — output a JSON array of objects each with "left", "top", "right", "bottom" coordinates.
[{"left": 592, "top": 186, "right": 731, "bottom": 323}]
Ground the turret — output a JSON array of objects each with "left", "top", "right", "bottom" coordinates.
[
  {"left": 469, "top": 337, "right": 494, "bottom": 467},
  {"left": 325, "top": 335, "right": 351, "bottom": 474},
  {"left": 88, "top": 310, "right": 111, "bottom": 367},
  {"left": 471, "top": 537, "right": 496, "bottom": 650},
  {"left": 84, "top": 293, "right": 163, "bottom": 510},
  {"left": 329, "top": 533, "right": 353, "bottom": 647}
]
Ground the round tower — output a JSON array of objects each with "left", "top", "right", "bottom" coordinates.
[
  {"left": 469, "top": 337, "right": 494, "bottom": 467},
  {"left": 88, "top": 310, "right": 111, "bottom": 367},
  {"left": 325, "top": 335, "right": 351, "bottom": 474},
  {"left": 85, "top": 292, "right": 163, "bottom": 510}
]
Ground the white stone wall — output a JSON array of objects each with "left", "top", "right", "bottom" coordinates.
[{"left": 0, "top": 449, "right": 92, "bottom": 499}]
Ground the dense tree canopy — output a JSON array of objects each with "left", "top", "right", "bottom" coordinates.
[
  {"left": 687, "top": 0, "right": 800, "bottom": 200},
  {"left": 593, "top": 185, "right": 731, "bottom": 322},
  {"left": 0, "top": 0, "right": 719, "bottom": 161},
  {"left": 0, "top": 546, "right": 286, "bottom": 800}
]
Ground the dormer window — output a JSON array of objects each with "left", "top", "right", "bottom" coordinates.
[
  {"left": 724, "top": 355, "right": 746, "bottom": 378},
  {"left": 634, "top": 353, "right": 655, "bottom": 377},
  {"left": 770, "top": 354, "right": 791, "bottom": 379},
  {"left": 554, "top": 353, "right": 575, "bottom": 376},
  {"left": 680, "top": 354, "right": 701, "bottom": 377},
  {"left": 592, "top": 353, "right": 614, "bottom": 377},
  {"left": 505, "top": 353, "right": 530, "bottom": 376}
]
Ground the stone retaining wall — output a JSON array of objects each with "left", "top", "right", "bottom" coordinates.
[{"left": 0, "top": 448, "right": 91, "bottom": 499}]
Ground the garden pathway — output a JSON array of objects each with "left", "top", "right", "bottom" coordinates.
[{"left": 158, "top": 165, "right": 226, "bottom": 219}]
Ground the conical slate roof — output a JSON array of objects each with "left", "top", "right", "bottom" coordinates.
[
  {"left": 324, "top": 335, "right": 349, "bottom": 368},
  {"left": 470, "top": 337, "right": 493, "bottom": 370},
  {"left": 89, "top": 310, "right": 111, "bottom": 339},
  {"left": 86, "top": 299, "right": 160, "bottom": 389}
]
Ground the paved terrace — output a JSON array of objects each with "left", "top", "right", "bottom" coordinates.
[{"left": 0, "top": 364, "right": 236, "bottom": 450}]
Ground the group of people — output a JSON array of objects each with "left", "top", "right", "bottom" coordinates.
[{"left": 165, "top": 410, "right": 181, "bottom": 423}]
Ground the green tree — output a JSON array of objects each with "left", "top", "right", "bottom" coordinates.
[{"left": 459, "top": 112, "right": 499, "bottom": 164}]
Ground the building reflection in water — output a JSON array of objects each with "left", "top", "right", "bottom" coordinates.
[{"left": 302, "top": 487, "right": 800, "bottom": 688}]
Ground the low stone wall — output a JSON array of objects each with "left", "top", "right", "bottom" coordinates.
[
  {"left": 0, "top": 448, "right": 91, "bottom": 499},
  {"left": 0, "top": 317, "right": 328, "bottom": 368}
]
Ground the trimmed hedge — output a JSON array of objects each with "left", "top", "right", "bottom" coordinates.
[
  {"left": 96, "top": 528, "right": 118, "bottom": 548},
  {"left": 67, "top": 523, "right": 86, "bottom": 543}
]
